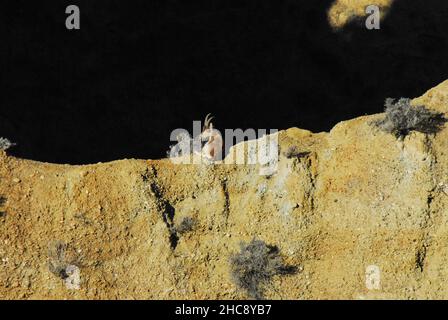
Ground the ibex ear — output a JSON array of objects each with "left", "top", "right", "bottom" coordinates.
[{"left": 210, "top": 123, "right": 213, "bottom": 130}]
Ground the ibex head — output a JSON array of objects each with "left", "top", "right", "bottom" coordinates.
[{"left": 201, "top": 113, "right": 216, "bottom": 141}]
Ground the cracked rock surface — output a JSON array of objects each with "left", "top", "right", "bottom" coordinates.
[{"left": 1, "top": 80, "right": 448, "bottom": 299}]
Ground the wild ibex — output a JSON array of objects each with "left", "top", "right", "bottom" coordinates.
[{"left": 198, "top": 113, "right": 223, "bottom": 161}]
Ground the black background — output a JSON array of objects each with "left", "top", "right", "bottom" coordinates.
[
  {"left": 1, "top": 0, "right": 448, "bottom": 164},
  {"left": 0, "top": 299, "right": 437, "bottom": 318}
]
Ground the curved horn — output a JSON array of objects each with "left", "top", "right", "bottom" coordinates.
[{"left": 203, "top": 113, "right": 214, "bottom": 130}]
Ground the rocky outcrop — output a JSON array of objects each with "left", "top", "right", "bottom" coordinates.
[
  {"left": 328, "top": 0, "right": 393, "bottom": 29},
  {"left": 1, "top": 81, "right": 448, "bottom": 299}
]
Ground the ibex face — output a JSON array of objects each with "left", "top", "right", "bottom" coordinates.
[{"left": 200, "top": 113, "right": 223, "bottom": 161}]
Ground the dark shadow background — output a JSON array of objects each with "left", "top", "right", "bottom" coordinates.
[{"left": 1, "top": 0, "right": 448, "bottom": 164}]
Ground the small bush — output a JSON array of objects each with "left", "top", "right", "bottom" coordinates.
[
  {"left": 0, "top": 196, "right": 5, "bottom": 218},
  {"left": 229, "top": 239, "right": 297, "bottom": 300},
  {"left": 48, "top": 241, "right": 80, "bottom": 280},
  {"left": 176, "top": 216, "right": 196, "bottom": 234},
  {"left": 0, "top": 137, "right": 15, "bottom": 151},
  {"left": 48, "top": 241, "right": 69, "bottom": 279},
  {"left": 374, "top": 98, "right": 446, "bottom": 138},
  {"left": 283, "top": 146, "right": 310, "bottom": 159}
]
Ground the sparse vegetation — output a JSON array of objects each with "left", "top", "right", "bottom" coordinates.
[
  {"left": 47, "top": 241, "right": 82, "bottom": 289},
  {"left": 229, "top": 239, "right": 297, "bottom": 300},
  {"left": 0, "top": 196, "right": 5, "bottom": 218},
  {"left": 48, "top": 241, "right": 70, "bottom": 279},
  {"left": 283, "top": 146, "right": 310, "bottom": 159},
  {"left": 0, "top": 137, "right": 15, "bottom": 151},
  {"left": 176, "top": 216, "right": 196, "bottom": 234},
  {"left": 374, "top": 98, "right": 446, "bottom": 138},
  {"left": 48, "top": 241, "right": 80, "bottom": 281}
]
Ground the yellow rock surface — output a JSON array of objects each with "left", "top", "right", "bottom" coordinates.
[{"left": 328, "top": 0, "right": 394, "bottom": 29}]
